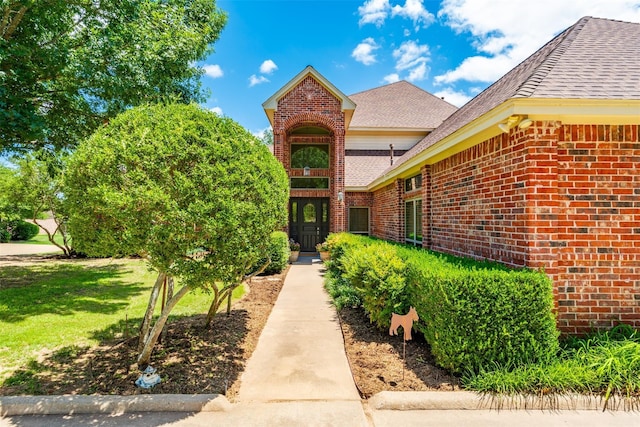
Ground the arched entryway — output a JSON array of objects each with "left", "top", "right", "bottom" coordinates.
[{"left": 286, "top": 124, "right": 333, "bottom": 251}]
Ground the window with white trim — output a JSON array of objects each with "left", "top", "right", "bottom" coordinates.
[{"left": 405, "top": 199, "right": 422, "bottom": 245}]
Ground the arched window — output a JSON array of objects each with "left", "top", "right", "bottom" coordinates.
[{"left": 291, "top": 144, "right": 329, "bottom": 169}]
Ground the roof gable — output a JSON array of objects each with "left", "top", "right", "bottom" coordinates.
[
  {"left": 348, "top": 81, "right": 457, "bottom": 130},
  {"left": 262, "top": 66, "right": 356, "bottom": 126}
]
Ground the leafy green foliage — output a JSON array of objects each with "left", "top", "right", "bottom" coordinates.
[
  {"left": 464, "top": 325, "right": 640, "bottom": 407},
  {"left": 66, "top": 102, "right": 289, "bottom": 288},
  {"left": 0, "top": 0, "right": 227, "bottom": 154},
  {"left": 324, "top": 233, "right": 559, "bottom": 375},
  {"left": 2, "top": 219, "right": 39, "bottom": 241},
  {"left": 4, "top": 150, "right": 74, "bottom": 255},
  {"left": 65, "top": 102, "right": 288, "bottom": 365},
  {"left": 256, "top": 231, "right": 290, "bottom": 275},
  {"left": 0, "top": 229, "right": 9, "bottom": 243}
]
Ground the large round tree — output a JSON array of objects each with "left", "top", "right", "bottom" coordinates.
[{"left": 65, "top": 103, "right": 289, "bottom": 366}]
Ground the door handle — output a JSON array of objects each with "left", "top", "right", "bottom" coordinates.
[{"left": 316, "top": 227, "right": 320, "bottom": 236}]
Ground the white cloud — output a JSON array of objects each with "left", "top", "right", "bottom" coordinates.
[
  {"left": 393, "top": 40, "right": 429, "bottom": 71},
  {"left": 435, "top": 54, "right": 513, "bottom": 84},
  {"left": 407, "top": 62, "right": 428, "bottom": 82},
  {"left": 383, "top": 73, "right": 400, "bottom": 84},
  {"left": 352, "top": 37, "right": 380, "bottom": 65},
  {"left": 358, "top": 0, "right": 391, "bottom": 27},
  {"left": 433, "top": 88, "right": 472, "bottom": 107},
  {"left": 436, "top": 0, "right": 640, "bottom": 84},
  {"left": 391, "top": 0, "right": 435, "bottom": 30},
  {"left": 203, "top": 64, "right": 223, "bottom": 79},
  {"left": 209, "top": 106, "right": 223, "bottom": 115},
  {"left": 249, "top": 74, "right": 269, "bottom": 87},
  {"left": 260, "top": 59, "right": 278, "bottom": 74}
]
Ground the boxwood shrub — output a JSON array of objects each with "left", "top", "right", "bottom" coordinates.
[{"left": 325, "top": 233, "right": 559, "bottom": 375}]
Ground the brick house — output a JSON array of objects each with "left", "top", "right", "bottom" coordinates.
[{"left": 263, "top": 17, "right": 640, "bottom": 334}]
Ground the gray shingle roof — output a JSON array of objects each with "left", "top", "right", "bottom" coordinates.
[
  {"left": 348, "top": 81, "right": 457, "bottom": 129},
  {"left": 345, "top": 152, "right": 395, "bottom": 187},
  {"left": 384, "top": 16, "right": 640, "bottom": 175}
]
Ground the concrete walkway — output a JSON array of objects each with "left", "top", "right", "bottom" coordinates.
[
  {"left": 234, "top": 256, "right": 368, "bottom": 425},
  {"left": 0, "top": 243, "right": 62, "bottom": 256}
]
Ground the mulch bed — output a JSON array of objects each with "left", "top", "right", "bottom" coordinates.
[{"left": 338, "top": 306, "right": 460, "bottom": 398}]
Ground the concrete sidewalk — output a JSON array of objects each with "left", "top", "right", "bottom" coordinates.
[{"left": 235, "top": 256, "right": 368, "bottom": 425}]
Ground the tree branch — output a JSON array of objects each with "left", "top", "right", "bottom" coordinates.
[{"left": 1, "top": 5, "right": 28, "bottom": 41}]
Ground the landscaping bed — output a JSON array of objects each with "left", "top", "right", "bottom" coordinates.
[{"left": 338, "top": 306, "right": 460, "bottom": 398}]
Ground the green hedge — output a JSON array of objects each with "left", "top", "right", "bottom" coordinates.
[
  {"left": 325, "top": 233, "right": 559, "bottom": 374},
  {"left": 0, "top": 220, "right": 40, "bottom": 242},
  {"left": 255, "top": 231, "right": 290, "bottom": 275}
]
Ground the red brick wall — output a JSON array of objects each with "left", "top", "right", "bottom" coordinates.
[
  {"left": 555, "top": 124, "right": 640, "bottom": 333},
  {"left": 272, "top": 75, "right": 347, "bottom": 233},
  {"left": 429, "top": 132, "right": 530, "bottom": 267},
  {"left": 371, "top": 179, "right": 404, "bottom": 242}
]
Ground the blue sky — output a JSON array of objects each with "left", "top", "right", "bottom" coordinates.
[{"left": 202, "top": 0, "right": 640, "bottom": 137}]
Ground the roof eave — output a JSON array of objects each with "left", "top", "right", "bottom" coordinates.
[{"left": 366, "top": 98, "right": 640, "bottom": 191}]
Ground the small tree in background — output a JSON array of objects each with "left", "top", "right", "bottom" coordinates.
[
  {"left": 65, "top": 103, "right": 289, "bottom": 367},
  {"left": 6, "top": 150, "right": 74, "bottom": 255}
]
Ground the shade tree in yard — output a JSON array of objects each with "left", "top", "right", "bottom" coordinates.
[
  {"left": 0, "top": 0, "right": 226, "bottom": 154},
  {"left": 65, "top": 103, "right": 289, "bottom": 367}
]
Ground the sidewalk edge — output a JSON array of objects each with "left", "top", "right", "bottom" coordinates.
[
  {"left": 369, "top": 391, "right": 640, "bottom": 411},
  {"left": 0, "top": 394, "right": 231, "bottom": 416}
]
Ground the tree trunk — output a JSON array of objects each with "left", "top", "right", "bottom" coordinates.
[
  {"left": 138, "top": 272, "right": 165, "bottom": 353},
  {"left": 160, "top": 276, "right": 174, "bottom": 343},
  {"left": 137, "top": 284, "right": 191, "bottom": 368},
  {"left": 204, "top": 284, "right": 222, "bottom": 328}
]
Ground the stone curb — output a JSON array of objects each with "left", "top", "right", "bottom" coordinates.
[
  {"left": 0, "top": 394, "right": 231, "bottom": 416},
  {"left": 369, "top": 391, "right": 639, "bottom": 412}
]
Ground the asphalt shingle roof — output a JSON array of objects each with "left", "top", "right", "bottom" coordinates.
[
  {"left": 383, "top": 16, "right": 640, "bottom": 175},
  {"left": 345, "top": 151, "right": 396, "bottom": 187},
  {"left": 348, "top": 81, "right": 458, "bottom": 129}
]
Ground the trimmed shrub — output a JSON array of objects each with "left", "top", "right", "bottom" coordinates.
[
  {"left": 324, "top": 233, "right": 559, "bottom": 375},
  {"left": 0, "top": 229, "right": 10, "bottom": 243},
  {"left": 342, "top": 242, "right": 412, "bottom": 328},
  {"left": 256, "top": 231, "right": 290, "bottom": 275},
  {"left": 9, "top": 220, "right": 40, "bottom": 241}
]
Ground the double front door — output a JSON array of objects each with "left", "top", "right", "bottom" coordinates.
[{"left": 289, "top": 198, "right": 329, "bottom": 252}]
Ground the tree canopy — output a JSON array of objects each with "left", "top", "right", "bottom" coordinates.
[{"left": 0, "top": 0, "right": 227, "bottom": 154}]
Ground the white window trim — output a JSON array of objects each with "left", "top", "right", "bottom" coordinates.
[{"left": 405, "top": 198, "right": 422, "bottom": 245}]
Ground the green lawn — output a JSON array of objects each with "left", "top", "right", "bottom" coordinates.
[
  {"left": 0, "top": 258, "right": 243, "bottom": 384},
  {"left": 13, "top": 233, "right": 65, "bottom": 246}
]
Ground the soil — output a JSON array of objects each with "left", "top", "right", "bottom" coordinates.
[
  {"left": 338, "top": 307, "right": 460, "bottom": 398},
  {"left": 1, "top": 255, "right": 460, "bottom": 399}
]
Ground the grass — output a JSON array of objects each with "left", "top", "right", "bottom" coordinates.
[
  {"left": 0, "top": 258, "right": 244, "bottom": 385},
  {"left": 12, "top": 233, "right": 65, "bottom": 246},
  {"left": 463, "top": 324, "right": 640, "bottom": 406}
]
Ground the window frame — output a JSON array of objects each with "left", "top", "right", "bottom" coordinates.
[
  {"left": 348, "top": 207, "right": 370, "bottom": 235},
  {"left": 405, "top": 198, "right": 423, "bottom": 246},
  {"left": 290, "top": 143, "right": 330, "bottom": 170}
]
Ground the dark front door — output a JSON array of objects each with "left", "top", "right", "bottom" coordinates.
[{"left": 289, "top": 198, "right": 329, "bottom": 251}]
